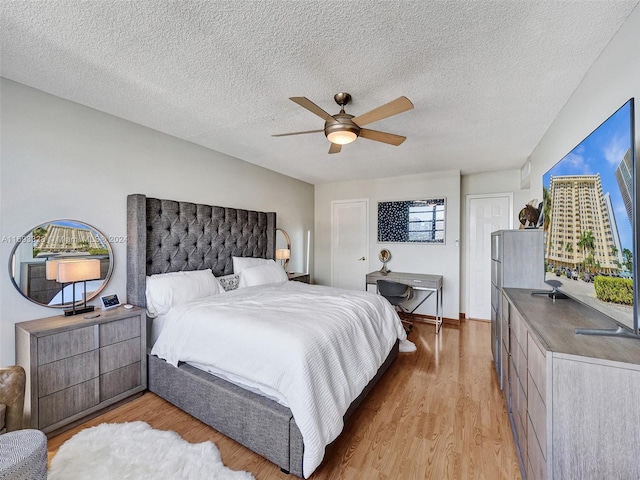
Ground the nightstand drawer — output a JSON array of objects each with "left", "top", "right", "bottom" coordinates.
[
  {"left": 100, "top": 316, "right": 141, "bottom": 346},
  {"left": 38, "top": 350, "right": 99, "bottom": 397},
  {"left": 38, "top": 326, "right": 97, "bottom": 365},
  {"left": 39, "top": 378, "right": 99, "bottom": 429},
  {"left": 100, "top": 337, "right": 141, "bottom": 373},
  {"left": 100, "top": 363, "right": 141, "bottom": 401},
  {"left": 287, "top": 273, "right": 310, "bottom": 284}
]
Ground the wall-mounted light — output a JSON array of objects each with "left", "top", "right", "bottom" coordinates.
[
  {"left": 276, "top": 228, "right": 291, "bottom": 271},
  {"left": 275, "top": 248, "right": 291, "bottom": 271}
]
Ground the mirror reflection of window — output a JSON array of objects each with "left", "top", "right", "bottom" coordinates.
[{"left": 408, "top": 201, "right": 445, "bottom": 242}]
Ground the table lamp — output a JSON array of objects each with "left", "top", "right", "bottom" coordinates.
[{"left": 55, "top": 258, "right": 101, "bottom": 316}]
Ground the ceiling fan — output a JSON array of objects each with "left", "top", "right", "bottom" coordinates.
[{"left": 273, "top": 93, "right": 414, "bottom": 154}]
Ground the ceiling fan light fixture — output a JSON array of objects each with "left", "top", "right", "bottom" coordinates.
[
  {"left": 326, "top": 130, "right": 358, "bottom": 145},
  {"left": 325, "top": 120, "right": 360, "bottom": 145},
  {"left": 274, "top": 93, "right": 413, "bottom": 154}
]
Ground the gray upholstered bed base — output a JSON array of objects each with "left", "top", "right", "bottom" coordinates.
[
  {"left": 148, "top": 340, "right": 398, "bottom": 477},
  {"left": 126, "top": 194, "right": 399, "bottom": 477}
]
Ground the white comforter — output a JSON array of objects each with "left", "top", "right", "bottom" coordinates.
[{"left": 151, "top": 281, "right": 407, "bottom": 478}]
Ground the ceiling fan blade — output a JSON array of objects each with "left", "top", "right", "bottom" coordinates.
[
  {"left": 272, "top": 129, "right": 324, "bottom": 137},
  {"left": 328, "top": 143, "right": 342, "bottom": 154},
  {"left": 290, "top": 97, "right": 335, "bottom": 122},
  {"left": 359, "top": 128, "right": 406, "bottom": 146},
  {"left": 352, "top": 96, "right": 414, "bottom": 127}
]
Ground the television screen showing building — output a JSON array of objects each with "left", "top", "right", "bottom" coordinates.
[{"left": 545, "top": 174, "right": 619, "bottom": 274}]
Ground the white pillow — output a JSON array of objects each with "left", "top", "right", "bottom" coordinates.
[
  {"left": 146, "top": 269, "right": 224, "bottom": 317},
  {"left": 238, "top": 262, "right": 288, "bottom": 288},
  {"left": 232, "top": 256, "right": 273, "bottom": 274}
]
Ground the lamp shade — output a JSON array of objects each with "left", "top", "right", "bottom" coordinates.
[
  {"left": 56, "top": 259, "right": 101, "bottom": 283},
  {"left": 46, "top": 258, "right": 84, "bottom": 280},
  {"left": 275, "top": 248, "right": 291, "bottom": 260},
  {"left": 45, "top": 259, "right": 60, "bottom": 280}
]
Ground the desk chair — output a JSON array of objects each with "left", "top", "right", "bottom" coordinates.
[{"left": 376, "top": 279, "right": 416, "bottom": 334}]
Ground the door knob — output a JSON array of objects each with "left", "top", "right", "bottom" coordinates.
[{"left": 358, "top": 257, "right": 366, "bottom": 261}]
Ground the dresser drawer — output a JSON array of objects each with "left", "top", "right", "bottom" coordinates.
[
  {"left": 515, "top": 373, "right": 527, "bottom": 431},
  {"left": 501, "top": 341, "right": 509, "bottom": 400},
  {"left": 501, "top": 305, "right": 510, "bottom": 349},
  {"left": 514, "top": 406, "right": 527, "bottom": 467},
  {"left": 491, "top": 284, "right": 498, "bottom": 310},
  {"left": 39, "top": 378, "right": 99, "bottom": 429},
  {"left": 100, "top": 316, "right": 141, "bottom": 347},
  {"left": 100, "top": 337, "right": 141, "bottom": 373},
  {"left": 37, "top": 325, "right": 97, "bottom": 365},
  {"left": 527, "top": 372, "right": 547, "bottom": 460},
  {"left": 528, "top": 334, "right": 546, "bottom": 400},
  {"left": 511, "top": 309, "right": 528, "bottom": 358},
  {"left": 511, "top": 334, "right": 527, "bottom": 394},
  {"left": 100, "top": 363, "right": 141, "bottom": 401},
  {"left": 528, "top": 415, "right": 546, "bottom": 480},
  {"left": 38, "top": 350, "right": 99, "bottom": 397}
]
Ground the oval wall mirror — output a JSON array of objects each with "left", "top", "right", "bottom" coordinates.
[{"left": 8, "top": 220, "right": 114, "bottom": 308}]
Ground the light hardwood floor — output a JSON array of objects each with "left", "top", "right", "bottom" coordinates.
[{"left": 47, "top": 320, "right": 522, "bottom": 479}]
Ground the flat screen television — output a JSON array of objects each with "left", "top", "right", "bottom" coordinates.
[{"left": 540, "top": 98, "right": 638, "bottom": 337}]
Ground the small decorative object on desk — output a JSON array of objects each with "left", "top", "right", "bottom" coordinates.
[{"left": 378, "top": 249, "right": 391, "bottom": 274}]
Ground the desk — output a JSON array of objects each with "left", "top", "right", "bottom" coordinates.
[{"left": 366, "top": 271, "right": 443, "bottom": 333}]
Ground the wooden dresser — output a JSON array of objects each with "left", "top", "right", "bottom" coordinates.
[
  {"left": 501, "top": 288, "right": 640, "bottom": 479},
  {"left": 15, "top": 306, "right": 146, "bottom": 436}
]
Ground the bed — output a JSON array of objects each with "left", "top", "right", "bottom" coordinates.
[{"left": 126, "top": 194, "right": 404, "bottom": 478}]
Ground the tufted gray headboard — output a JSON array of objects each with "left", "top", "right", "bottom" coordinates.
[{"left": 126, "top": 194, "right": 276, "bottom": 307}]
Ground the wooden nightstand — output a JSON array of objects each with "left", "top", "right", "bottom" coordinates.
[
  {"left": 15, "top": 306, "right": 146, "bottom": 436},
  {"left": 287, "top": 272, "right": 310, "bottom": 284}
]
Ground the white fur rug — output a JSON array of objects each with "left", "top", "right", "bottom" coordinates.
[{"left": 48, "top": 421, "right": 255, "bottom": 480}]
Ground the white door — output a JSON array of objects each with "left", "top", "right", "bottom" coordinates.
[
  {"left": 331, "top": 199, "right": 369, "bottom": 290},
  {"left": 467, "top": 194, "right": 512, "bottom": 320}
]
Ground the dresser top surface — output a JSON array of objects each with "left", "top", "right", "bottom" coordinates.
[
  {"left": 15, "top": 306, "right": 144, "bottom": 336},
  {"left": 504, "top": 288, "right": 640, "bottom": 365}
]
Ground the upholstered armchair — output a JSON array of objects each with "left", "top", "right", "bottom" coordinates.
[
  {"left": 0, "top": 365, "right": 47, "bottom": 479},
  {"left": 0, "top": 365, "right": 26, "bottom": 433}
]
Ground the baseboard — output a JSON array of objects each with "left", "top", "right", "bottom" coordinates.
[{"left": 459, "top": 312, "right": 491, "bottom": 322}]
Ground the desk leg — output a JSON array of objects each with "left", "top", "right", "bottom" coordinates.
[{"left": 435, "top": 286, "right": 443, "bottom": 334}]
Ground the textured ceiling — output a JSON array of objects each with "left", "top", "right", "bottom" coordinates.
[{"left": 1, "top": 1, "right": 638, "bottom": 185}]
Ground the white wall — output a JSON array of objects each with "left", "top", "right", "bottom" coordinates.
[
  {"left": 460, "top": 169, "right": 531, "bottom": 315},
  {"left": 0, "top": 79, "right": 314, "bottom": 365},
  {"left": 528, "top": 5, "right": 640, "bottom": 200},
  {"left": 315, "top": 170, "right": 461, "bottom": 321}
]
